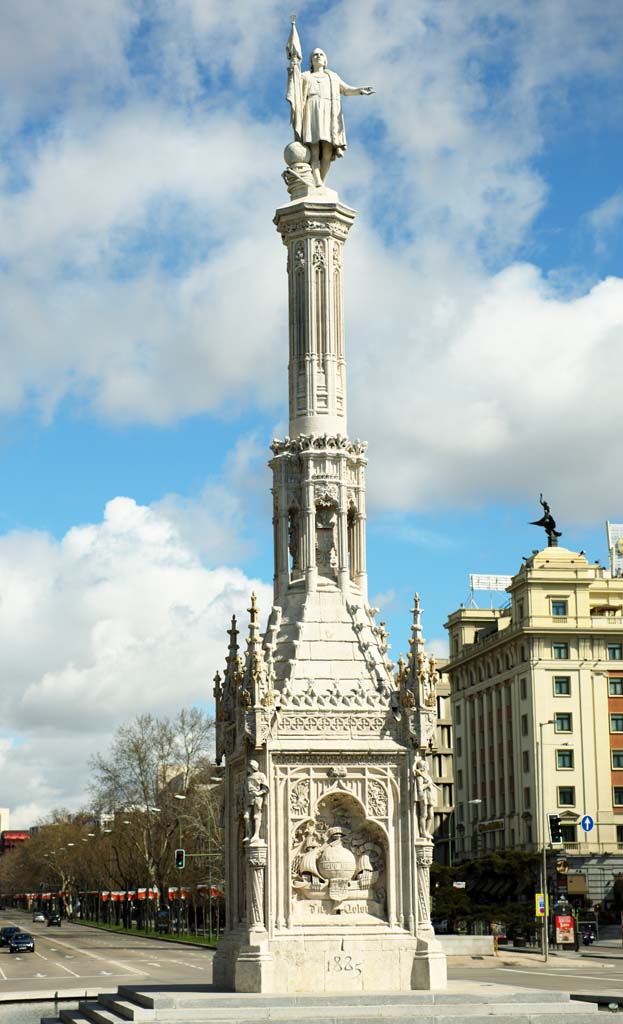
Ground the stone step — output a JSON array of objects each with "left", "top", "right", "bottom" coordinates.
[
  {"left": 76, "top": 1001, "right": 129, "bottom": 1024},
  {"left": 42, "top": 989, "right": 599, "bottom": 1024},
  {"left": 117, "top": 987, "right": 582, "bottom": 1009},
  {"left": 98, "top": 995, "right": 154, "bottom": 1020},
  {"left": 148, "top": 1006, "right": 595, "bottom": 1023},
  {"left": 54, "top": 1013, "right": 98, "bottom": 1024}
]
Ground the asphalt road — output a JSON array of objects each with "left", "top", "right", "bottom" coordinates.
[
  {"left": 451, "top": 947, "right": 623, "bottom": 997},
  {"left": 0, "top": 910, "right": 214, "bottom": 997}
]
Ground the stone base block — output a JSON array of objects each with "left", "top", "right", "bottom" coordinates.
[{"left": 215, "top": 930, "right": 447, "bottom": 994}]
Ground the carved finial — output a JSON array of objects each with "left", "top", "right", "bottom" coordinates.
[
  {"left": 248, "top": 592, "right": 259, "bottom": 627},
  {"left": 213, "top": 671, "right": 222, "bottom": 700}
]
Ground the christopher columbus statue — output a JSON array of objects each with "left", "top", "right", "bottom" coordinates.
[{"left": 286, "top": 16, "right": 374, "bottom": 187}]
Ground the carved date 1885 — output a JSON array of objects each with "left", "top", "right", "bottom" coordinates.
[{"left": 327, "top": 954, "right": 362, "bottom": 975}]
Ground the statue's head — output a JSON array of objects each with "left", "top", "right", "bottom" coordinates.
[
  {"left": 248, "top": 759, "right": 259, "bottom": 772},
  {"left": 310, "top": 48, "right": 328, "bottom": 71}
]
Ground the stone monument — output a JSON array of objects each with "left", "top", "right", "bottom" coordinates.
[{"left": 212, "top": 18, "right": 447, "bottom": 995}]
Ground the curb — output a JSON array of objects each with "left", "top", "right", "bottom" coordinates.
[{"left": 0, "top": 987, "right": 118, "bottom": 1005}]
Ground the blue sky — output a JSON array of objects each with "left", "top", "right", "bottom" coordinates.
[{"left": 0, "top": 0, "right": 622, "bottom": 825}]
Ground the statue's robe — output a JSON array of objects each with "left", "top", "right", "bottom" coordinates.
[{"left": 287, "top": 68, "right": 348, "bottom": 160}]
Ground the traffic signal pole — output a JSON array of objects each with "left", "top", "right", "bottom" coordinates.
[{"left": 539, "top": 720, "right": 554, "bottom": 964}]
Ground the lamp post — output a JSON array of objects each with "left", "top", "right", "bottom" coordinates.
[{"left": 538, "top": 719, "right": 555, "bottom": 962}]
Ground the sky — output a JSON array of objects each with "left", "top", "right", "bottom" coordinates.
[{"left": 1, "top": 0, "right": 622, "bottom": 827}]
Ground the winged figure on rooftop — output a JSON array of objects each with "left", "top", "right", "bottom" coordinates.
[{"left": 530, "top": 493, "right": 562, "bottom": 547}]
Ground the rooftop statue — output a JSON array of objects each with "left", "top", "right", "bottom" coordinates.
[
  {"left": 530, "top": 493, "right": 562, "bottom": 547},
  {"left": 284, "top": 16, "right": 374, "bottom": 191}
]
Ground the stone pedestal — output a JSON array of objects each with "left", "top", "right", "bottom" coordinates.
[{"left": 213, "top": 188, "right": 447, "bottom": 994}]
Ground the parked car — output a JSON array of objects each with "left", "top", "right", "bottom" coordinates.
[
  {"left": 0, "top": 926, "right": 21, "bottom": 946},
  {"left": 32, "top": 912, "right": 46, "bottom": 923},
  {"left": 9, "top": 932, "right": 35, "bottom": 953},
  {"left": 47, "top": 913, "right": 61, "bottom": 927}
]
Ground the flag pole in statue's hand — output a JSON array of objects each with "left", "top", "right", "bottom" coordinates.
[{"left": 286, "top": 14, "right": 303, "bottom": 140}]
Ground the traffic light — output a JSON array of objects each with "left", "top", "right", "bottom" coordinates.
[
  {"left": 175, "top": 848, "right": 185, "bottom": 869},
  {"left": 548, "top": 813, "right": 563, "bottom": 846}
]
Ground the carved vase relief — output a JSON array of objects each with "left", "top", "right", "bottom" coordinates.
[{"left": 290, "top": 791, "right": 387, "bottom": 922}]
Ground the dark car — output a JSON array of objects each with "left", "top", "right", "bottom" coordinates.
[
  {"left": 9, "top": 932, "right": 35, "bottom": 953},
  {"left": 0, "top": 926, "right": 21, "bottom": 946},
  {"left": 47, "top": 913, "right": 61, "bottom": 927}
]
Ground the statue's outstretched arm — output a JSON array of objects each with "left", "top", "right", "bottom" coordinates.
[{"left": 339, "top": 79, "right": 375, "bottom": 96}]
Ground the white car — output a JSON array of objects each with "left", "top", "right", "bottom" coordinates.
[{"left": 32, "top": 912, "right": 46, "bottom": 922}]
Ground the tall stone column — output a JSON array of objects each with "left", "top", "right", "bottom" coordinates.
[{"left": 275, "top": 200, "right": 355, "bottom": 440}]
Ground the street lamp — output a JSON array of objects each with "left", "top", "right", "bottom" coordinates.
[{"left": 538, "top": 719, "right": 555, "bottom": 962}]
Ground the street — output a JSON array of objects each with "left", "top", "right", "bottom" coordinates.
[
  {"left": 0, "top": 910, "right": 214, "bottom": 997},
  {"left": 3, "top": 908, "right": 623, "bottom": 1006},
  {"left": 451, "top": 946, "right": 623, "bottom": 999}
]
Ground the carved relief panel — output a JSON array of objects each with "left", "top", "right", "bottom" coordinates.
[{"left": 276, "top": 761, "right": 398, "bottom": 926}]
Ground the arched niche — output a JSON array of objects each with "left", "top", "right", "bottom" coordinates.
[{"left": 290, "top": 789, "right": 388, "bottom": 922}]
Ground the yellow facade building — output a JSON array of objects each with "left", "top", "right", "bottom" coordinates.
[{"left": 445, "top": 544, "right": 623, "bottom": 908}]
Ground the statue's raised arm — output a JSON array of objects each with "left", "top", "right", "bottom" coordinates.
[{"left": 284, "top": 15, "right": 375, "bottom": 194}]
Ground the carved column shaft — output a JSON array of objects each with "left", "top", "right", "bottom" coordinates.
[
  {"left": 247, "top": 843, "right": 268, "bottom": 932},
  {"left": 274, "top": 201, "right": 356, "bottom": 438},
  {"left": 416, "top": 845, "right": 434, "bottom": 934}
]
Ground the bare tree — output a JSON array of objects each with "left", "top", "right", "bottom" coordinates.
[{"left": 89, "top": 708, "right": 215, "bottom": 897}]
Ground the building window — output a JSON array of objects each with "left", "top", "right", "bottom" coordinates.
[
  {"left": 555, "top": 712, "right": 572, "bottom": 733},
  {"left": 557, "top": 786, "right": 575, "bottom": 806},
  {"left": 553, "top": 642, "right": 569, "bottom": 660},
  {"left": 614, "top": 787, "right": 623, "bottom": 806},
  {"left": 522, "top": 750, "right": 530, "bottom": 772},
  {"left": 609, "top": 644, "right": 623, "bottom": 661},
  {"left": 609, "top": 678, "right": 623, "bottom": 696},
  {"left": 456, "top": 737, "right": 462, "bottom": 757},
  {"left": 557, "top": 749, "right": 574, "bottom": 769},
  {"left": 561, "top": 825, "right": 576, "bottom": 843},
  {"left": 521, "top": 714, "right": 528, "bottom": 736},
  {"left": 551, "top": 600, "right": 568, "bottom": 616},
  {"left": 457, "top": 770, "right": 463, "bottom": 789},
  {"left": 610, "top": 714, "right": 623, "bottom": 733},
  {"left": 553, "top": 676, "right": 571, "bottom": 696},
  {"left": 455, "top": 705, "right": 461, "bottom": 725},
  {"left": 612, "top": 750, "right": 623, "bottom": 769},
  {"left": 524, "top": 786, "right": 531, "bottom": 809},
  {"left": 520, "top": 677, "right": 527, "bottom": 699},
  {"left": 617, "top": 825, "right": 623, "bottom": 845}
]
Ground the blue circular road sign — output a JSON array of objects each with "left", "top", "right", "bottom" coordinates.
[{"left": 581, "top": 815, "right": 594, "bottom": 832}]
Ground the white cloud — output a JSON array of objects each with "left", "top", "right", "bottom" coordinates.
[
  {"left": 347, "top": 243, "right": 623, "bottom": 519},
  {"left": 589, "top": 189, "right": 623, "bottom": 254},
  {"left": 0, "top": 495, "right": 272, "bottom": 827},
  {"left": 0, "top": 1, "right": 621, "bottom": 515},
  {"left": 427, "top": 637, "right": 449, "bottom": 660}
]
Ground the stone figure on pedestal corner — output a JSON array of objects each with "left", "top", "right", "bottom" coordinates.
[
  {"left": 413, "top": 755, "right": 436, "bottom": 840},
  {"left": 284, "top": 15, "right": 374, "bottom": 192},
  {"left": 242, "top": 760, "right": 269, "bottom": 845}
]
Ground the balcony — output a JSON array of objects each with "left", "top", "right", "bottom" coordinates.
[{"left": 591, "top": 616, "right": 623, "bottom": 627}]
